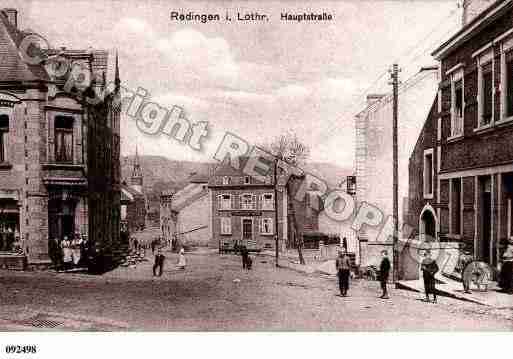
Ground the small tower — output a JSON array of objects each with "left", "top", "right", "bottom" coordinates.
[{"left": 130, "top": 145, "right": 143, "bottom": 193}]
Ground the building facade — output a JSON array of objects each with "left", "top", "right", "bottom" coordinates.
[
  {"left": 354, "top": 66, "right": 439, "bottom": 265},
  {"left": 407, "top": 0, "right": 513, "bottom": 270},
  {"left": 159, "top": 190, "right": 175, "bottom": 246},
  {"left": 208, "top": 158, "right": 286, "bottom": 251},
  {"left": 169, "top": 175, "right": 211, "bottom": 248},
  {"left": 0, "top": 8, "right": 122, "bottom": 268}
]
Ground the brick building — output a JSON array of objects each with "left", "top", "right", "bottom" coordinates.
[
  {"left": 407, "top": 0, "right": 513, "bottom": 270},
  {"left": 208, "top": 157, "right": 286, "bottom": 251},
  {"left": 0, "top": 9, "right": 123, "bottom": 269}
]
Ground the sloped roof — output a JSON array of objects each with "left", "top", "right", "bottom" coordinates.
[
  {"left": 211, "top": 156, "right": 276, "bottom": 177},
  {"left": 121, "top": 184, "right": 145, "bottom": 201},
  {"left": 0, "top": 11, "right": 49, "bottom": 82}
]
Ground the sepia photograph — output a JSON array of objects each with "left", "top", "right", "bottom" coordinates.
[{"left": 0, "top": 0, "right": 512, "bottom": 351}]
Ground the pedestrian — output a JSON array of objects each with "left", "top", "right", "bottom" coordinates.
[
  {"left": 379, "top": 250, "right": 391, "bottom": 299},
  {"left": 61, "top": 236, "right": 73, "bottom": 270},
  {"left": 421, "top": 250, "right": 439, "bottom": 303},
  {"left": 48, "top": 237, "right": 61, "bottom": 269},
  {"left": 240, "top": 245, "right": 249, "bottom": 269},
  {"left": 133, "top": 238, "right": 139, "bottom": 252},
  {"left": 459, "top": 251, "right": 474, "bottom": 293},
  {"left": 342, "top": 237, "right": 348, "bottom": 252},
  {"left": 151, "top": 239, "right": 156, "bottom": 254},
  {"left": 499, "top": 241, "right": 513, "bottom": 294},
  {"left": 177, "top": 247, "right": 186, "bottom": 270},
  {"left": 153, "top": 248, "right": 165, "bottom": 277},
  {"left": 336, "top": 249, "right": 351, "bottom": 296}
]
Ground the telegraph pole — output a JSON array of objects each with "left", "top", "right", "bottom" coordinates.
[
  {"left": 274, "top": 158, "right": 279, "bottom": 267},
  {"left": 389, "top": 63, "right": 400, "bottom": 282}
]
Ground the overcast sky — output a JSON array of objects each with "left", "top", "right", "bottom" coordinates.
[{"left": 8, "top": 0, "right": 461, "bottom": 167}]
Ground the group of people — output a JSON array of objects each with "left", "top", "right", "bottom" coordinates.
[
  {"left": 336, "top": 249, "right": 439, "bottom": 302},
  {"left": 336, "top": 249, "right": 392, "bottom": 299},
  {"left": 152, "top": 247, "right": 187, "bottom": 277},
  {"left": 48, "top": 234, "right": 88, "bottom": 270}
]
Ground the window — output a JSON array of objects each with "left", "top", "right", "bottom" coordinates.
[
  {"left": 54, "top": 116, "right": 74, "bottom": 163},
  {"left": 451, "top": 77, "right": 464, "bottom": 137},
  {"left": 423, "top": 149, "right": 433, "bottom": 198},
  {"left": 481, "top": 61, "right": 493, "bottom": 126},
  {"left": 503, "top": 47, "right": 513, "bottom": 119},
  {"left": 261, "top": 193, "right": 274, "bottom": 210},
  {"left": 477, "top": 49, "right": 494, "bottom": 128},
  {"left": 218, "top": 194, "right": 231, "bottom": 210},
  {"left": 244, "top": 176, "right": 251, "bottom": 185},
  {"left": 220, "top": 217, "right": 231, "bottom": 235},
  {"left": 222, "top": 176, "right": 230, "bottom": 185},
  {"left": 451, "top": 178, "right": 461, "bottom": 235},
  {"left": 240, "top": 194, "right": 256, "bottom": 210},
  {"left": 261, "top": 218, "right": 273, "bottom": 235},
  {"left": 0, "top": 114, "right": 8, "bottom": 163}
]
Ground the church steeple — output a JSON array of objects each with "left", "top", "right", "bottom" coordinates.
[{"left": 130, "top": 144, "right": 143, "bottom": 193}]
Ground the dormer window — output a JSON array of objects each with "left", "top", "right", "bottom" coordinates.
[
  {"left": 55, "top": 115, "right": 74, "bottom": 163},
  {"left": 244, "top": 176, "right": 251, "bottom": 185},
  {"left": 222, "top": 176, "right": 230, "bottom": 185},
  {"left": 0, "top": 114, "right": 8, "bottom": 163}
]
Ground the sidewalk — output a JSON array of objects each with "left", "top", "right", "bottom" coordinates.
[{"left": 397, "top": 275, "right": 513, "bottom": 308}]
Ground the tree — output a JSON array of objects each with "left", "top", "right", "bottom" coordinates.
[{"left": 263, "top": 131, "right": 310, "bottom": 265}]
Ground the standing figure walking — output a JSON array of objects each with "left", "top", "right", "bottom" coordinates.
[
  {"left": 336, "top": 250, "right": 351, "bottom": 296},
  {"left": 240, "top": 245, "right": 249, "bottom": 269},
  {"left": 379, "top": 250, "right": 391, "bottom": 299},
  {"left": 153, "top": 248, "right": 165, "bottom": 277},
  {"left": 177, "top": 247, "right": 186, "bottom": 270},
  {"left": 421, "top": 250, "right": 439, "bottom": 303}
]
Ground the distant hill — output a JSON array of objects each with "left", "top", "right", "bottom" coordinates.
[{"left": 121, "top": 155, "right": 352, "bottom": 195}]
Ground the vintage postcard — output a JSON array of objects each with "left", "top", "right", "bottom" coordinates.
[{"left": 0, "top": 0, "right": 512, "bottom": 348}]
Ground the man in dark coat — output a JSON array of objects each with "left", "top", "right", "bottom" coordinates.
[
  {"left": 421, "top": 250, "right": 439, "bottom": 302},
  {"left": 153, "top": 248, "right": 165, "bottom": 277},
  {"left": 379, "top": 250, "right": 391, "bottom": 299},
  {"left": 240, "top": 245, "right": 249, "bottom": 269},
  {"left": 336, "top": 250, "right": 351, "bottom": 296}
]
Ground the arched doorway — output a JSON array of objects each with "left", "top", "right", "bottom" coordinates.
[{"left": 419, "top": 204, "right": 437, "bottom": 242}]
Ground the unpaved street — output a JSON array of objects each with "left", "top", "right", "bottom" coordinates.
[{"left": 0, "top": 250, "right": 512, "bottom": 331}]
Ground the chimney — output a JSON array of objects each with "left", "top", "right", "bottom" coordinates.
[
  {"left": 366, "top": 94, "right": 385, "bottom": 106},
  {"left": 2, "top": 8, "right": 18, "bottom": 29},
  {"left": 461, "top": 0, "right": 493, "bottom": 26}
]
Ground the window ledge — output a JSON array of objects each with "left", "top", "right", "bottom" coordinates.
[
  {"left": 496, "top": 116, "right": 513, "bottom": 127},
  {"left": 261, "top": 233, "right": 274, "bottom": 236},
  {"left": 474, "top": 124, "right": 493, "bottom": 134},
  {"left": 0, "top": 162, "right": 13, "bottom": 169},
  {"left": 447, "top": 134, "right": 464, "bottom": 143},
  {"left": 446, "top": 234, "right": 461, "bottom": 240},
  {"left": 220, "top": 233, "right": 232, "bottom": 236}
]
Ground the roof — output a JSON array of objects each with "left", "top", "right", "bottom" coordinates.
[
  {"left": 432, "top": 0, "right": 513, "bottom": 59},
  {"left": 121, "top": 184, "right": 145, "bottom": 201},
  {"left": 0, "top": 10, "right": 49, "bottom": 82},
  {"left": 189, "top": 173, "right": 210, "bottom": 183},
  {"left": 171, "top": 184, "right": 209, "bottom": 212}
]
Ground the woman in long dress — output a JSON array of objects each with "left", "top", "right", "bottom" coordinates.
[{"left": 177, "top": 248, "right": 186, "bottom": 270}]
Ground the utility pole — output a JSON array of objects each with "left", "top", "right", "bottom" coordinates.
[
  {"left": 273, "top": 158, "right": 279, "bottom": 267},
  {"left": 389, "top": 63, "right": 400, "bottom": 283}
]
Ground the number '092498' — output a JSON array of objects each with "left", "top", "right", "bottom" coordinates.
[{"left": 5, "top": 345, "right": 37, "bottom": 354}]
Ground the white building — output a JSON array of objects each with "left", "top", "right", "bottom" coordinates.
[{"left": 354, "top": 66, "right": 439, "bottom": 264}]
